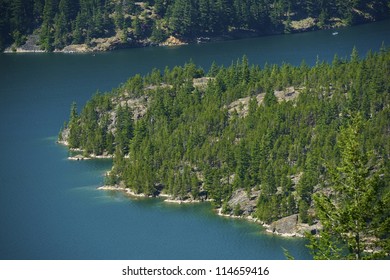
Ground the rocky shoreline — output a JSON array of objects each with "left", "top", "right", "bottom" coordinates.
[
  {"left": 4, "top": 33, "right": 188, "bottom": 54},
  {"left": 67, "top": 154, "right": 113, "bottom": 161},
  {"left": 97, "top": 183, "right": 320, "bottom": 238},
  {"left": 59, "top": 137, "right": 321, "bottom": 238},
  {"left": 60, "top": 135, "right": 320, "bottom": 238},
  {"left": 97, "top": 185, "right": 211, "bottom": 203},
  {"left": 3, "top": 17, "right": 347, "bottom": 54}
]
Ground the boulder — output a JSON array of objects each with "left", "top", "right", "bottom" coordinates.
[
  {"left": 268, "top": 214, "right": 322, "bottom": 237},
  {"left": 227, "top": 188, "right": 260, "bottom": 216}
]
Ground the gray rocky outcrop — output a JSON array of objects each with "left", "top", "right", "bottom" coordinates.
[
  {"left": 225, "top": 188, "right": 260, "bottom": 216},
  {"left": 267, "top": 214, "right": 321, "bottom": 237},
  {"left": 4, "top": 35, "right": 43, "bottom": 53}
]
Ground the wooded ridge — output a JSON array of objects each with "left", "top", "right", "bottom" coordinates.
[
  {"left": 59, "top": 47, "right": 390, "bottom": 258},
  {"left": 2, "top": 0, "right": 390, "bottom": 52}
]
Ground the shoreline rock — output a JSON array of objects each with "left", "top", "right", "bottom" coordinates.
[
  {"left": 57, "top": 139, "right": 114, "bottom": 160},
  {"left": 266, "top": 214, "right": 321, "bottom": 238},
  {"left": 159, "top": 36, "right": 187, "bottom": 47},
  {"left": 164, "top": 198, "right": 201, "bottom": 204},
  {"left": 164, "top": 198, "right": 213, "bottom": 204},
  {"left": 97, "top": 185, "right": 317, "bottom": 238},
  {"left": 68, "top": 155, "right": 91, "bottom": 161},
  {"left": 3, "top": 34, "right": 44, "bottom": 53},
  {"left": 0, "top": 18, "right": 358, "bottom": 54},
  {"left": 98, "top": 185, "right": 153, "bottom": 198},
  {"left": 63, "top": 141, "right": 316, "bottom": 238},
  {"left": 216, "top": 206, "right": 271, "bottom": 227},
  {"left": 67, "top": 154, "right": 113, "bottom": 161},
  {"left": 98, "top": 185, "right": 211, "bottom": 203}
]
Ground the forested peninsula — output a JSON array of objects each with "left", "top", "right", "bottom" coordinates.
[
  {"left": 1, "top": 0, "right": 390, "bottom": 52},
  {"left": 59, "top": 47, "right": 390, "bottom": 259}
]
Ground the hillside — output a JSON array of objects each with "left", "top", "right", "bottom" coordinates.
[
  {"left": 1, "top": 0, "right": 390, "bottom": 52},
  {"left": 58, "top": 47, "right": 390, "bottom": 257}
]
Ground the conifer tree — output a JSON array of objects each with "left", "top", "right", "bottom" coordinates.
[
  {"left": 68, "top": 102, "right": 81, "bottom": 148},
  {"left": 307, "top": 114, "right": 389, "bottom": 259}
]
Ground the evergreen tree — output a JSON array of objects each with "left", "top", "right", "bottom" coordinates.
[
  {"left": 308, "top": 114, "right": 389, "bottom": 259},
  {"left": 72, "top": 12, "right": 83, "bottom": 44},
  {"left": 40, "top": 0, "right": 56, "bottom": 51},
  {"left": 68, "top": 102, "right": 81, "bottom": 148},
  {"left": 60, "top": 48, "right": 390, "bottom": 260},
  {"left": 10, "top": 0, "right": 27, "bottom": 46},
  {"left": 169, "top": 0, "right": 197, "bottom": 37},
  {"left": 132, "top": 16, "right": 142, "bottom": 38},
  {"left": 114, "top": 1, "right": 125, "bottom": 30},
  {"left": 53, "top": 12, "right": 67, "bottom": 49},
  {"left": 2, "top": 0, "right": 390, "bottom": 51},
  {"left": 264, "top": 89, "right": 278, "bottom": 107},
  {"left": 33, "top": 0, "right": 45, "bottom": 25}
]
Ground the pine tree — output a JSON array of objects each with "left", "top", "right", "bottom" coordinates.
[
  {"left": 264, "top": 89, "right": 278, "bottom": 107},
  {"left": 308, "top": 114, "right": 389, "bottom": 259},
  {"left": 72, "top": 13, "right": 83, "bottom": 44},
  {"left": 40, "top": 0, "right": 56, "bottom": 51},
  {"left": 132, "top": 17, "right": 142, "bottom": 38},
  {"left": 68, "top": 102, "right": 81, "bottom": 148},
  {"left": 33, "top": 0, "right": 45, "bottom": 25},
  {"left": 54, "top": 12, "right": 67, "bottom": 49},
  {"left": 114, "top": 1, "right": 125, "bottom": 30}
]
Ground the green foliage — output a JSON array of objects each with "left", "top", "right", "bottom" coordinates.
[
  {"left": 68, "top": 102, "right": 81, "bottom": 148},
  {"left": 61, "top": 48, "right": 390, "bottom": 258},
  {"left": 151, "top": 22, "right": 167, "bottom": 43},
  {"left": 308, "top": 113, "right": 390, "bottom": 259},
  {"left": 233, "top": 203, "right": 242, "bottom": 216},
  {"left": 2, "top": 0, "right": 390, "bottom": 51},
  {"left": 263, "top": 89, "right": 278, "bottom": 107},
  {"left": 282, "top": 247, "right": 295, "bottom": 260}
]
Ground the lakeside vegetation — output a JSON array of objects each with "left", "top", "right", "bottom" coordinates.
[
  {"left": 59, "top": 46, "right": 390, "bottom": 259},
  {"left": 1, "top": 0, "right": 390, "bottom": 51}
]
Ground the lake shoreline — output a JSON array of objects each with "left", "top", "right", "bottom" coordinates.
[
  {"left": 4, "top": 18, "right": 389, "bottom": 259},
  {"left": 3, "top": 20, "right": 350, "bottom": 54},
  {"left": 97, "top": 184, "right": 308, "bottom": 238}
]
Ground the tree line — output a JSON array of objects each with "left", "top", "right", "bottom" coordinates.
[
  {"left": 1, "top": 0, "right": 390, "bottom": 51},
  {"left": 60, "top": 46, "right": 390, "bottom": 258}
]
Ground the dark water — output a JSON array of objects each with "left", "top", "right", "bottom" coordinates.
[{"left": 0, "top": 20, "right": 389, "bottom": 260}]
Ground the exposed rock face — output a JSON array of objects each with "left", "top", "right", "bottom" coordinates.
[
  {"left": 227, "top": 87, "right": 300, "bottom": 118},
  {"left": 4, "top": 35, "right": 44, "bottom": 53},
  {"left": 58, "top": 127, "right": 70, "bottom": 145},
  {"left": 290, "top": 17, "right": 317, "bottom": 32},
  {"left": 226, "top": 188, "right": 260, "bottom": 216},
  {"left": 120, "top": 95, "right": 149, "bottom": 121},
  {"left": 274, "top": 86, "right": 300, "bottom": 102},
  {"left": 5, "top": 33, "right": 147, "bottom": 53},
  {"left": 267, "top": 214, "right": 321, "bottom": 237},
  {"left": 227, "top": 93, "right": 265, "bottom": 118},
  {"left": 160, "top": 36, "right": 187, "bottom": 46},
  {"left": 193, "top": 77, "right": 215, "bottom": 89},
  {"left": 268, "top": 214, "right": 300, "bottom": 236},
  {"left": 61, "top": 44, "right": 90, "bottom": 53},
  {"left": 68, "top": 154, "right": 90, "bottom": 161},
  {"left": 61, "top": 35, "right": 142, "bottom": 53}
]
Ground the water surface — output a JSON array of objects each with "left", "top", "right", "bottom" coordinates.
[{"left": 0, "top": 19, "right": 389, "bottom": 260}]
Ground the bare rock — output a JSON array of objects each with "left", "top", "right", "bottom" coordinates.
[
  {"left": 4, "top": 35, "right": 44, "bottom": 53},
  {"left": 160, "top": 36, "right": 187, "bottom": 46},
  {"left": 227, "top": 188, "right": 260, "bottom": 216},
  {"left": 268, "top": 214, "right": 321, "bottom": 237}
]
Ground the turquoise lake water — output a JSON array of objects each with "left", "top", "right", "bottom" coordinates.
[{"left": 0, "top": 20, "right": 389, "bottom": 259}]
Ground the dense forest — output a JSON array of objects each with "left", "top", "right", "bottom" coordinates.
[
  {"left": 59, "top": 46, "right": 390, "bottom": 258},
  {"left": 1, "top": 0, "right": 390, "bottom": 51}
]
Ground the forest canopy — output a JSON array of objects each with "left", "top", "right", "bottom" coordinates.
[
  {"left": 1, "top": 0, "right": 390, "bottom": 51},
  {"left": 59, "top": 46, "right": 390, "bottom": 258}
]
